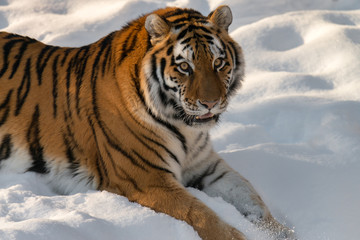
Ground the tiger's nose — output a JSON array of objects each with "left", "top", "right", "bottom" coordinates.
[{"left": 199, "top": 100, "right": 219, "bottom": 110}]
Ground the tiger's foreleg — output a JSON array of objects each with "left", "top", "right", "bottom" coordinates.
[
  {"left": 104, "top": 171, "right": 246, "bottom": 240},
  {"left": 185, "top": 150, "right": 296, "bottom": 239}
]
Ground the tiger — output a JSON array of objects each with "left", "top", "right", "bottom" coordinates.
[{"left": 0, "top": 5, "right": 295, "bottom": 240}]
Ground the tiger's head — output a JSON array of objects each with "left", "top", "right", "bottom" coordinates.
[{"left": 141, "top": 5, "right": 244, "bottom": 129}]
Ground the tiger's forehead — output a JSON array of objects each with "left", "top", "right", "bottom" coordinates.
[
  {"left": 171, "top": 24, "right": 225, "bottom": 62},
  {"left": 163, "top": 8, "right": 207, "bottom": 25}
]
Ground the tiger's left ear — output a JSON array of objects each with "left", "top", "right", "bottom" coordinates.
[
  {"left": 145, "top": 14, "right": 170, "bottom": 45},
  {"left": 208, "top": 5, "right": 233, "bottom": 31}
]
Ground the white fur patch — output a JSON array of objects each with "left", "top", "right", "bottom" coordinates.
[
  {"left": 0, "top": 146, "right": 32, "bottom": 173},
  {"left": 0, "top": 137, "right": 95, "bottom": 195}
]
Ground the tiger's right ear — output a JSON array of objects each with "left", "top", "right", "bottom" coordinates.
[
  {"left": 145, "top": 14, "right": 170, "bottom": 45},
  {"left": 208, "top": 5, "right": 233, "bottom": 31}
]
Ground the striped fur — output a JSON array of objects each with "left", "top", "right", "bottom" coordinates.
[{"left": 0, "top": 6, "right": 295, "bottom": 240}]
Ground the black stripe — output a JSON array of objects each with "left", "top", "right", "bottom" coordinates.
[
  {"left": 186, "top": 159, "right": 221, "bottom": 190},
  {"left": 132, "top": 69, "right": 165, "bottom": 140},
  {"left": 98, "top": 150, "right": 110, "bottom": 187},
  {"left": 0, "top": 90, "right": 13, "bottom": 127},
  {"left": 130, "top": 83, "right": 162, "bottom": 137},
  {"left": 36, "top": 45, "right": 58, "bottom": 85},
  {"left": 0, "top": 39, "right": 23, "bottom": 78},
  {"left": 180, "top": 37, "right": 192, "bottom": 45},
  {"left": 142, "top": 135, "right": 180, "bottom": 165},
  {"left": 102, "top": 44, "right": 112, "bottom": 76},
  {"left": 146, "top": 32, "right": 152, "bottom": 50},
  {"left": 10, "top": 41, "right": 32, "bottom": 79},
  {"left": 223, "top": 62, "right": 231, "bottom": 68},
  {"left": 191, "top": 133, "right": 209, "bottom": 160},
  {"left": 132, "top": 150, "right": 172, "bottom": 174},
  {"left": 228, "top": 42, "right": 240, "bottom": 68},
  {"left": 177, "top": 28, "right": 188, "bottom": 40},
  {"left": 208, "top": 171, "right": 229, "bottom": 186},
  {"left": 228, "top": 77, "right": 240, "bottom": 93},
  {"left": 94, "top": 155, "right": 105, "bottom": 189},
  {"left": 74, "top": 46, "right": 91, "bottom": 116},
  {"left": 26, "top": 105, "right": 48, "bottom": 174},
  {"left": 224, "top": 40, "right": 233, "bottom": 62},
  {"left": 202, "top": 34, "right": 214, "bottom": 41},
  {"left": 86, "top": 115, "right": 107, "bottom": 188},
  {"left": 52, "top": 55, "right": 60, "bottom": 118},
  {"left": 160, "top": 59, "right": 178, "bottom": 92},
  {"left": 187, "top": 25, "right": 196, "bottom": 32},
  {"left": 63, "top": 108, "right": 85, "bottom": 173},
  {"left": 61, "top": 48, "right": 72, "bottom": 66},
  {"left": 215, "top": 45, "right": 225, "bottom": 56},
  {"left": 63, "top": 111, "right": 83, "bottom": 154},
  {"left": 194, "top": 132, "right": 204, "bottom": 144},
  {"left": 163, "top": 9, "right": 202, "bottom": 19},
  {"left": 0, "top": 134, "right": 12, "bottom": 161},
  {"left": 170, "top": 56, "right": 176, "bottom": 66},
  {"left": 151, "top": 54, "right": 159, "bottom": 82},
  {"left": 146, "top": 108, "right": 187, "bottom": 154},
  {"left": 148, "top": 55, "right": 171, "bottom": 105},
  {"left": 158, "top": 84, "right": 169, "bottom": 105},
  {"left": 119, "top": 30, "right": 134, "bottom": 61},
  {"left": 166, "top": 46, "right": 173, "bottom": 56},
  {"left": 163, "top": 83, "right": 177, "bottom": 92},
  {"left": 15, "top": 58, "right": 31, "bottom": 116},
  {"left": 160, "top": 58, "right": 166, "bottom": 82},
  {"left": 65, "top": 57, "right": 73, "bottom": 117},
  {"left": 91, "top": 33, "right": 114, "bottom": 83},
  {"left": 119, "top": 29, "right": 139, "bottom": 64},
  {"left": 124, "top": 122, "right": 169, "bottom": 166},
  {"left": 175, "top": 55, "right": 184, "bottom": 61},
  {"left": 208, "top": 9, "right": 215, "bottom": 18},
  {"left": 104, "top": 145, "right": 143, "bottom": 193},
  {"left": 198, "top": 26, "right": 212, "bottom": 34},
  {"left": 62, "top": 133, "right": 81, "bottom": 176},
  {"left": 102, "top": 124, "right": 149, "bottom": 173},
  {"left": 3, "top": 33, "right": 22, "bottom": 39},
  {"left": 174, "top": 23, "right": 186, "bottom": 30},
  {"left": 134, "top": 68, "right": 147, "bottom": 106},
  {"left": 170, "top": 16, "right": 204, "bottom": 25}
]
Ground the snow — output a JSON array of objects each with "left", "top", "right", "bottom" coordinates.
[{"left": 1, "top": 0, "right": 360, "bottom": 239}]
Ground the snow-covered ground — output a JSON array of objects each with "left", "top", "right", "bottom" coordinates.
[{"left": 1, "top": 0, "right": 360, "bottom": 239}]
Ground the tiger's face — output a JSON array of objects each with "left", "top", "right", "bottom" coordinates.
[{"left": 142, "top": 6, "right": 244, "bottom": 128}]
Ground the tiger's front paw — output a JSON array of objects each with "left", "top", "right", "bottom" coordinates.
[
  {"left": 227, "top": 226, "right": 247, "bottom": 240},
  {"left": 270, "top": 225, "right": 296, "bottom": 240},
  {"left": 259, "top": 218, "right": 296, "bottom": 240},
  {"left": 199, "top": 222, "right": 247, "bottom": 240}
]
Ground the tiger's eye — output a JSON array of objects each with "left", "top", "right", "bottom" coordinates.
[
  {"left": 180, "top": 62, "right": 189, "bottom": 71},
  {"left": 214, "top": 58, "right": 223, "bottom": 68}
]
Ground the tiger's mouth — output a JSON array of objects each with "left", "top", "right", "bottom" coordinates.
[
  {"left": 175, "top": 107, "right": 220, "bottom": 125},
  {"left": 194, "top": 112, "right": 217, "bottom": 123}
]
